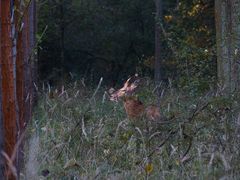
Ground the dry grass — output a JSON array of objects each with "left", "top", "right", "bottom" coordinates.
[{"left": 22, "top": 80, "right": 240, "bottom": 179}]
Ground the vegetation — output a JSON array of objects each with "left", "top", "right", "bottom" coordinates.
[
  {"left": 23, "top": 80, "right": 240, "bottom": 179},
  {"left": 20, "top": 0, "right": 239, "bottom": 179},
  {"left": 1, "top": 0, "right": 240, "bottom": 179},
  {"left": 37, "top": 0, "right": 216, "bottom": 89}
]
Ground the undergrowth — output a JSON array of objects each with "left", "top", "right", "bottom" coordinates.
[{"left": 23, "top": 80, "right": 240, "bottom": 179}]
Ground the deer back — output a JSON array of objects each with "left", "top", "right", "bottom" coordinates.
[{"left": 123, "top": 96, "right": 145, "bottom": 119}]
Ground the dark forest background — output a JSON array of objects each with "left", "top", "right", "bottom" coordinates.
[{"left": 38, "top": 0, "right": 215, "bottom": 91}]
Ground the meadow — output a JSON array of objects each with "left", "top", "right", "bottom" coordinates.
[{"left": 23, "top": 79, "right": 240, "bottom": 179}]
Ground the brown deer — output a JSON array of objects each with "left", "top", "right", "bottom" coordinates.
[{"left": 109, "top": 75, "right": 160, "bottom": 121}]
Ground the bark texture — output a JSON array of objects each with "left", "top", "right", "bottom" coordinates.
[
  {"left": 0, "top": 2, "right": 5, "bottom": 175},
  {"left": 215, "top": 0, "right": 240, "bottom": 92},
  {"left": 0, "top": 0, "right": 36, "bottom": 178},
  {"left": 0, "top": 0, "right": 17, "bottom": 163},
  {"left": 0, "top": 1, "right": 17, "bottom": 179},
  {"left": 154, "top": 0, "right": 163, "bottom": 85},
  {"left": 0, "top": 81, "right": 4, "bottom": 178}
]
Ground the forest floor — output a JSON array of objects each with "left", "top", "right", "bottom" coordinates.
[{"left": 22, "top": 80, "right": 240, "bottom": 179}]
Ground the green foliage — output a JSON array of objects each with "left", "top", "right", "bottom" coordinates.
[
  {"left": 162, "top": 0, "right": 216, "bottom": 92},
  {"left": 23, "top": 81, "right": 240, "bottom": 179},
  {"left": 38, "top": 0, "right": 216, "bottom": 92}
]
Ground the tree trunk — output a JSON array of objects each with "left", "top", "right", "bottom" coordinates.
[
  {"left": 215, "top": 0, "right": 240, "bottom": 93},
  {"left": 0, "top": 1, "right": 5, "bottom": 176},
  {"left": 23, "top": 2, "right": 32, "bottom": 127},
  {"left": 60, "top": 1, "right": 65, "bottom": 84},
  {"left": 30, "top": 0, "right": 37, "bottom": 106},
  {"left": 0, "top": 0, "right": 18, "bottom": 178},
  {"left": 154, "top": 0, "right": 163, "bottom": 85},
  {"left": 0, "top": 0, "right": 36, "bottom": 178},
  {"left": 15, "top": 0, "right": 26, "bottom": 176},
  {"left": 0, "top": 75, "right": 4, "bottom": 178}
]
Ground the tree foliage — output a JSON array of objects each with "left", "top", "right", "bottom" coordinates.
[
  {"left": 38, "top": 0, "right": 215, "bottom": 92},
  {"left": 163, "top": 0, "right": 216, "bottom": 92}
]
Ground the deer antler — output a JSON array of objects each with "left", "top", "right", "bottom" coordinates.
[{"left": 123, "top": 75, "right": 141, "bottom": 94}]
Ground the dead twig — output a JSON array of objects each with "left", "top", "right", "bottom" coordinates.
[
  {"left": 1, "top": 130, "right": 26, "bottom": 178},
  {"left": 148, "top": 128, "right": 178, "bottom": 158}
]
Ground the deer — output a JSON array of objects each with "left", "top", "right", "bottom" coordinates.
[
  {"left": 109, "top": 75, "right": 162, "bottom": 156},
  {"left": 109, "top": 75, "right": 161, "bottom": 121}
]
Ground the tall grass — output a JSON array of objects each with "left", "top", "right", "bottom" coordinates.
[{"left": 23, "top": 80, "right": 240, "bottom": 179}]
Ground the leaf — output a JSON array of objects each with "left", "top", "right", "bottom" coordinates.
[
  {"left": 145, "top": 163, "right": 153, "bottom": 174},
  {"left": 63, "top": 158, "right": 79, "bottom": 169}
]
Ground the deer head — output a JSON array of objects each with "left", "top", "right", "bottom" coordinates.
[{"left": 109, "top": 75, "right": 141, "bottom": 102}]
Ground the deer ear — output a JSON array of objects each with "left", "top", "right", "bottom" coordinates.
[
  {"left": 108, "top": 88, "right": 115, "bottom": 94},
  {"left": 132, "top": 79, "right": 141, "bottom": 87},
  {"left": 108, "top": 88, "right": 119, "bottom": 102},
  {"left": 109, "top": 93, "right": 118, "bottom": 102},
  {"left": 127, "top": 78, "right": 141, "bottom": 92}
]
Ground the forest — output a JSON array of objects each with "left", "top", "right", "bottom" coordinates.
[{"left": 0, "top": 0, "right": 240, "bottom": 179}]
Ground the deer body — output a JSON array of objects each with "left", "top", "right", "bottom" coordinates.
[
  {"left": 123, "top": 96, "right": 145, "bottom": 119},
  {"left": 124, "top": 97, "right": 160, "bottom": 120}
]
